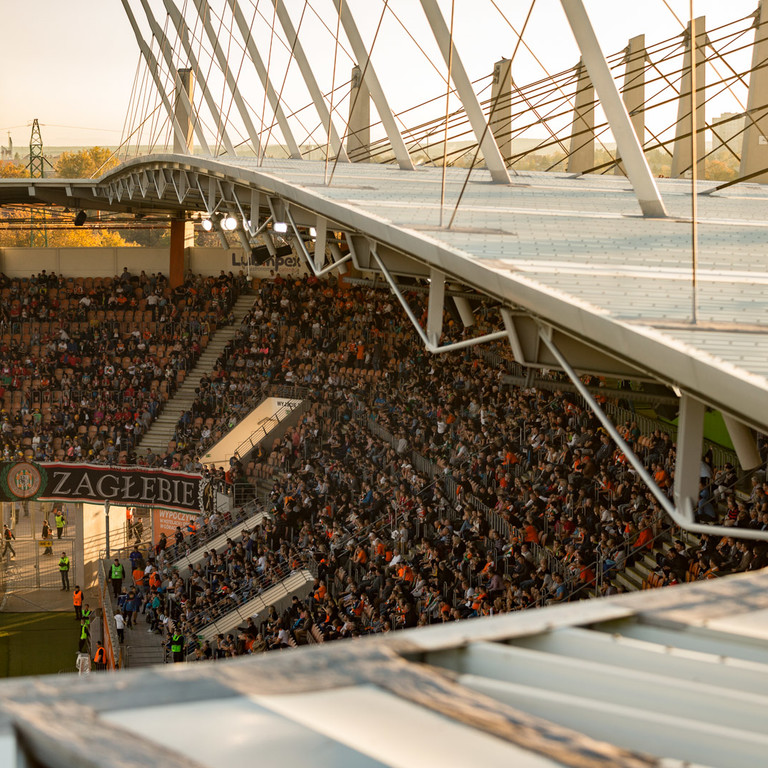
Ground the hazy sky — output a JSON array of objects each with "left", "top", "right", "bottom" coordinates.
[{"left": 0, "top": 0, "right": 760, "bottom": 149}]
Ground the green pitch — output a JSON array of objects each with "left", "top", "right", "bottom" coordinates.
[{"left": 0, "top": 612, "right": 81, "bottom": 678}]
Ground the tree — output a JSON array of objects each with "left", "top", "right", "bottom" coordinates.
[
  {"left": 55, "top": 147, "right": 118, "bottom": 179},
  {"left": 0, "top": 161, "right": 30, "bottom": 178}
]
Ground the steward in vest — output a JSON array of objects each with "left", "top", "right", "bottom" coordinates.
[
  {"left": 59, "top": 553, "right": 70, "bottom": 591},
  {"left": 73, "top": 587, "right": 83, "bottom": 620},
  {"left": 78, "top": 620, "right": 90, "bottom": 652},
  {"left": 170, "top": 632, "right": 185, "bottom": 663},
  {"left": 82, "top": 604, "right": 92, "bottom": 629},
  {"left": 55, "top": 511, "right": 66, "bottom": 539},
  {"left": 93, "top": 643, "right": 107, "bottom": 670},
  {"left": 110, "top": 559, "right": 125, "bottom": 599}
]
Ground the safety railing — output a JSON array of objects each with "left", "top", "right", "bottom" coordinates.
[{"left": 97, "top": 560, "right": 121, "bottom": 671}]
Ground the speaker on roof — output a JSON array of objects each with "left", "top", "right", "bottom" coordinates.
[
  {"left": 250, "top": 245, "right": 271, "bottom": 266},
  {"left": 73, "top": 210, "right": 87, "bottom": 227},
  {"left": 275, "top": 245, "right": 293, "bottom": 258}
]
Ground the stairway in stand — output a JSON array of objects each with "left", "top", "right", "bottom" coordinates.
[{"left": 137, "top": 292, "right": 255, "bottom": 457}]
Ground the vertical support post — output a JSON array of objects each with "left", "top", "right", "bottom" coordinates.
[
  {"left": 673, "top": 395, "right": 706, "bottom": 523},
  {"left": 559, "top": 0, "right": 667, "bottom": 217},
  {"left": 173, "top": 69, "right": 195, "bottom": 156},
  {"left": 347, "top": 66, "right": 371, "bottom": 162},
  {"left": 567, "top": 58, "right": 595, "bottom": 173},
  {"left": 740, "top": 1, "right": 768, "bottom": 182},
  {"left": 332, "top": 0, "right": 414, "bottom": 171},
  {"left": 615, "top": 35, "right": 646, "bottom": 175},
  {"left": 420, "top": 0, "right": 510, "bottom": 183},
  {"left": 426, "top": 270, "right": 446, "bottom": 346},
  {"left": 490, "top": 58, "right": 513, "bottom": 166},
  {"left": 272, "top": 0, "right": 349, "bottom": 162},
  {"left": 671, "top": 17, "right": 707, "bottom": 179},
  {"left": 723, "top": 415, "right": 762, "bottom": 471},
  {"left": 169, "top": 218, "right": 191, "bottom": 288}
]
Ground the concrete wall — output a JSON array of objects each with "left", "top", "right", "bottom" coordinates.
[{"left": 0, "top": 246, "right": 308, "bottom": 279}]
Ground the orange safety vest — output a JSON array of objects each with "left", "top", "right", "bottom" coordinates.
[
  {"left": 93, "top": 646, "right": 106, "bottom": 664},
  {"left": 73, "top": 590, "right": 83, "bottom": 607}
]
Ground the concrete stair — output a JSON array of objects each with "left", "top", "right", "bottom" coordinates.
[{"left": 137, "top": 293, "right": 255, "bottom": 456}]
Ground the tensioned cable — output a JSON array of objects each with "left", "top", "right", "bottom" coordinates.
[
  {"left": 262, "top": 1, "right": 310, "bottom": 162},
  {"left": 93, "top": 101, "right": 168, "bottom": 177},
  {"left": 443, "top": 1, "right": 538, "bottom": 229},
  {"left": 121, "top": 54, "right": 143, "bottom": 159}
]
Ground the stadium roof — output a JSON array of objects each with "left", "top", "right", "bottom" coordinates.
[
  {"left": 3, "top": 157, "right": 767, "bottom": 432},
  {"left": 2, "top": 570, "right": 768, "bottom": 767}
]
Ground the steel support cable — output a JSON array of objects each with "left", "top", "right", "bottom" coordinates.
[
  {"left": 702, "top": 28, "right": 768, "bottom": 151},
  {"left": 383, "top": 1, "right": 449, "bottom": 84},
  {"left": 130, "top": 53, "right": 155, "bottom": 157},
  {"left": 121, "top": 54, "right": 144, "bottom": 159},
  {"left": 464, "top": 70, "right": 585, "bottom": 169},
  {"left": 486, "top": 2, "right": 750, "bottom": 172},
  {"left": 524, "top": 46, "right": 755, "bottom": 174},
  {"left": 327, "top": 0, "right": 392, "bottom": 187},
  {"left": 255, "top": 0, "right": 280, "bottom": 162},
  {"left": 93, "top": 101, "right": 169, "bottom": 178}
]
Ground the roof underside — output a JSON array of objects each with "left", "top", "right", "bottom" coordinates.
[{"left": 2, "top": 157, "right": 768, "bottom": 430}]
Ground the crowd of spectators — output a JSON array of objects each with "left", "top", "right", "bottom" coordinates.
[
  {"left": 2, "top": 268, "right": 763, "bottom": 660},
  {"left": 121, "top": 275, "right": 767, "bottom": 660},
  {"left": 0, "top": 269, "right": 244, "bottom": 465}
]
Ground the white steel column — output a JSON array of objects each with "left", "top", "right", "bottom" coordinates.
[
  {"left": 420, "top": 0, "right": 510, "bottom": 184},
  {"left": 225, "top": 0, "right": 302, "bottom": 159},
  {"left": 426, "top": 270, "right": 446, "bottom": 346},
  {"left": 347, "top": 65, "right": 371, "bottom": 162},
  {"left": 615, "top": 35, "right": 646, "bottom": 176},
  {"left": 567, "top": 58, "right": 595, "bottom": 174},
  {"left": 490, "top": 58, "right": 513, "bottom": 166},
  {"left": 120, "top": 0, "right": 197, "bottom": 153},
  {"left": 136, "top": 0, "right": 212, "bottom": 155},
  {"left": 740, "top": 0, "right": 768, "bottom": 182},
  {"left": 272, "top": 0, "right": 349, "bottom": 162},
  {"left": 673, "top": 394, "right": 706, "bottom": 523},
  {"left": 559, "top": 0, "right": 666, "bottom": 217},
  {"left": 723, "top": 415, "right": 762, "bottom": 471},
  {"left": 332, "top": 0, "right": 414, "bottom": 171},
  {"left": 671, "top": 17, "right": 707, "bottom": 179},
  {"left": 163, "top": 0, "right": 239, "bottom": 156},
  {"left": 173, "top": 69, "right": 195, "bottom": 155}
]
